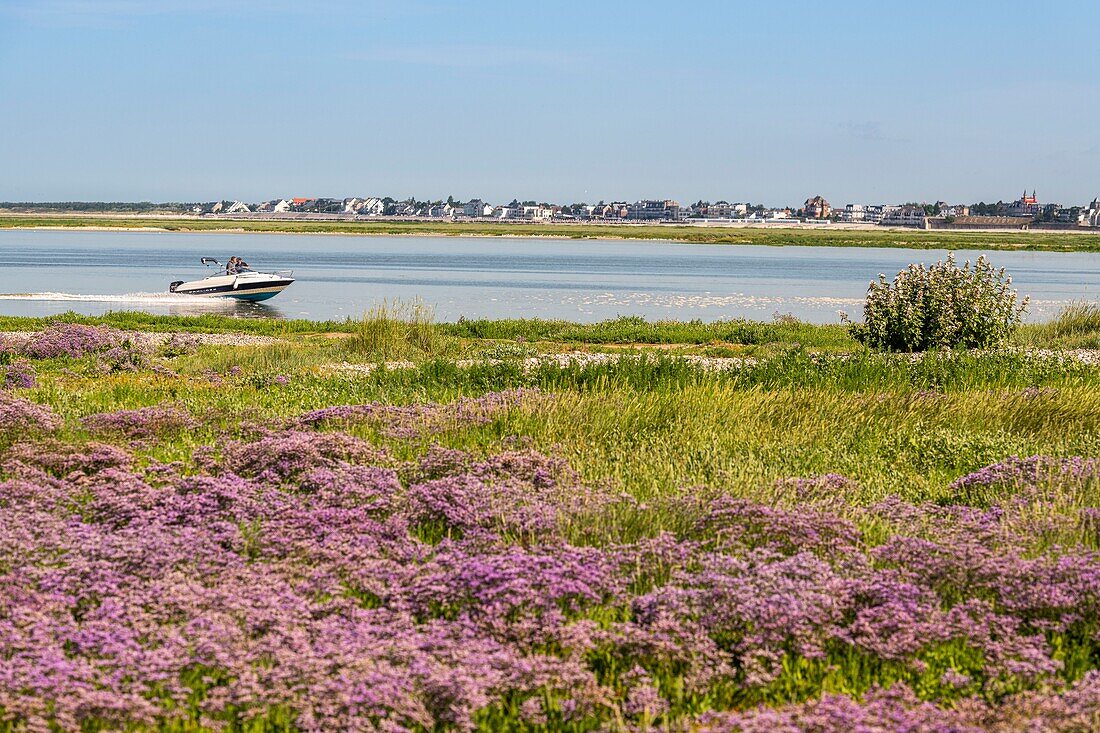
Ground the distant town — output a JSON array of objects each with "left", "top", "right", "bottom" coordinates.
[{"left": 6, "top": 191, "right": 1100, "bottom": 230}]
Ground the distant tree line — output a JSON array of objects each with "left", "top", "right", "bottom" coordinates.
[{"left": 969, "top": 201, "right": 1004, "bottom": 216}]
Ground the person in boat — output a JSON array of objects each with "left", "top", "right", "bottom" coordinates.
[{"left": 226, "top": 256, "right": 249, "bottom": 275}]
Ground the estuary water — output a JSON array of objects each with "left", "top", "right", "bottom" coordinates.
[{"left": 0, "top": 229, "right": 1096, "bottom": 323}]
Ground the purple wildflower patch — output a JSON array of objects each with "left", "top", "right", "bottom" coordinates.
[
  {"left": 1, "top": 359, "right": 36, "bottom": 389},
  {"left": 6, "top": 439, "right": 132, "bottom": 477},
  {"left": 0, "top": 416, "right": 1099, "bottom": 728},
  {"left": 81, "top": 405, "right": 197, "bottom": 440},
  {"left": 0, "top": 394, "right": 61, "bottom": 437},
  {"left": 951, "top": 456, "right": 1100, "bottom": 500},
  {"left": 297, "top": 389, "right": 540, "bottom": 439},
  {"left": 21, "top": 322, "right": 123, "bottom": 359},
  {"left": 209, "top": 429, "right": 388, "bottom": 481}
]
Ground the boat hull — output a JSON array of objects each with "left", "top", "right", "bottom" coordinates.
[
  {"left": 229, "top": 290, "right": 285, "bottom": 302},
  {"left": 170, "top": 274, "right": 294, "bottom": 301}
]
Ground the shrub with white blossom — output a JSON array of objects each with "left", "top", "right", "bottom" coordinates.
[{"left": 845, "top": 254, "right": 1028, "bottom": 352}]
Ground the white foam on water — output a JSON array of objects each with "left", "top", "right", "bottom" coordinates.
[{"left": 0, "top": 291, "right": 225, "bottom": 304}]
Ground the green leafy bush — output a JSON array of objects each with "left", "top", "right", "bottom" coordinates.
[{"left": 845, "top": 254, "right": 1028, "bottom": 352}]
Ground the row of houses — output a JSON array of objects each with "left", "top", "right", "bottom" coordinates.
[
  {"left": 802, "top": 191, "right": 1091, "bottom": 228},
  {"left": 193, "top": 191, "right": 1100, "bottom": 228},
  {"left": 193, "top": 197, "right": 688, "bottom": 222}
]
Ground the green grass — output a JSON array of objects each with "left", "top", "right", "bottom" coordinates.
[
  {"left": 4, "top": 214, "right": 1100, "bottom": 251},
  {"left": 0, "top": 311, "right": 354, "bottom": 335},
  {"left": 20, "top": 345, "right": 1100, "bottom": 513},
  {"left": 1017, "top": 302, "right": 1100, "bottom": 349},
  {"left": 440, "top": 314, "right": 855, "bottom": 350},
  {"left": 9, "top": 309, "right": 1100, "bottom": 506},
  {"left": 0, "top": 312, "right": 858, "bottom": 361},
  {"left": 5, "top": 308, "right": 1100, "bottom": 354},
  {"left": 342, "top": 300, "right": 462, "bottom": 361}
]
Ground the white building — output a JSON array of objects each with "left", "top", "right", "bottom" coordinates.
[
  {"left": 863, "top": 205, "right": 898, "bottom": 224},
  {"left": 881, "top": 205, "right": 927, "bottom": 228},
  {"left": 743, "top": 208, "right": 796, "bottom": 223},
  {"left": 343, "top": 198, "right": 385, "bottom": 215},
  {"left": 837, "top": 204, "right": 866, "bottom": 222},
  {"left": 939, "top": 203, "right": 970, "bottom": 218},
  {"left": 523, "top": 205, "right": 555, "bottom": 221},
  {"left": 1082, "top": 199, "right": 1100, "bottom": 227}
]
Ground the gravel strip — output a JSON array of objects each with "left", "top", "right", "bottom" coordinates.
[
  {"left": 325, "top": 353, "right": 743, "bottom": 375},
  {"left": 326, "top": 348, "right": 1100, "bottom": 375},
  {"left": 0, "top": 330, "right": 282, "bottom": 347}
]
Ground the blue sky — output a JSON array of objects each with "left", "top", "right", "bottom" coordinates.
[{"left": 1, "top": 0, "right": 1098, "bottom": 205}]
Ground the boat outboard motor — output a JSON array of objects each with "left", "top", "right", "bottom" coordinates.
[{"left": 169, "top": 281, "right": 184, "bottom": 292}]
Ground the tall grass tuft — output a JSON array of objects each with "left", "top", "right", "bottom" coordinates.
[
  {"left": 1050, "top": 302, "right": 1100, "bottom": 338},
  {"left": 343, "top": 300, "right": 456, "bottom": 361},
  {"left": 1016, "top": 302, "right": 1100, "bottom": 348}
]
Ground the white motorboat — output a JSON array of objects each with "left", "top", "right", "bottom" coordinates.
[{"left": 169, "top": 258, "right": 294, "bottom": 301}]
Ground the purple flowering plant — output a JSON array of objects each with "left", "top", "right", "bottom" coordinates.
[
  {"left": 1, "top": 359, "right": 36, "bottom": 390},
  {"left": 1, "top": 387, "right": 1100, "bottom": 730}
]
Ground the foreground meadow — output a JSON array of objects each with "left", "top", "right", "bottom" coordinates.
[{"left": 2, "top": 314, "right": 1100, "bottom": 731}]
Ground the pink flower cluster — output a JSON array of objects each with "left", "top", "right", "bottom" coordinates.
[
  {"left": 297, "top": 389, "right": 540, "bottom": 439},
  {"left": 5, "top": 323, "right": 151, "bottom": 373},
  {"left": 1, "top": 360, "right": 36, "bottom": 390},
  {"left": 21, "top": 322, "right": 124, "bottom": 359},
  {"left": 1, "top": 410, "right": 1100, "bottom": 730},
  {"left": 0, "top": 393, "right": 60, "bottom": 438},
  {"left": 951, "top": 455, "right": 1100, "bottom": 501},
  {"left": 700, "top": 676, "right": 1100, "bottom": 732},
  {"left": 81, "top": 405, "right": 198, "bottom": 440}
]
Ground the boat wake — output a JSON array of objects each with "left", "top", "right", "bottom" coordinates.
[{"left": 0, "top": 291, "right": 231, "bottom": 305}]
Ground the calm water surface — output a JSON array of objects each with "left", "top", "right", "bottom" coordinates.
[{"left": 0, "top": 230, "right": 1096, "bottom": 323}]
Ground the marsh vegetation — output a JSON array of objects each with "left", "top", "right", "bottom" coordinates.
[{"left": 2, "top": 307, "right": 1100, "bottom": 730}]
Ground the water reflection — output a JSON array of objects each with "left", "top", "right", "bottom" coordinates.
[{"left": 162, "top": 299, "right": 288, "bottom": 319}]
